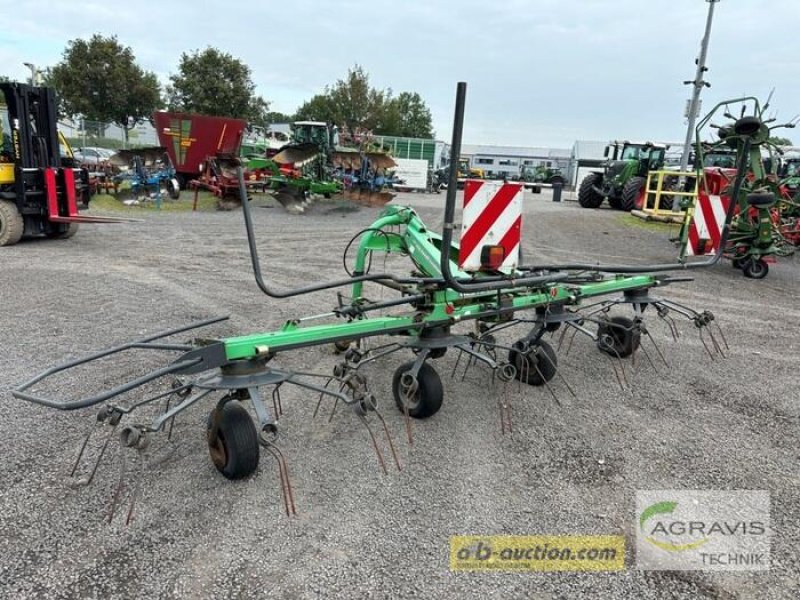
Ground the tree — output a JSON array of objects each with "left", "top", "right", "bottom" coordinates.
[
  {"left": 166, "top": 48, "right": 270, "bottom": 126},
  {"left": 292, "top": 65, "right": 435, "bottom": 139},
  {"left": 378, "top": 92, "right": 434, "bottom": 138},
  {"left": 327, "top": 65, "right": 387, "bottom": 135},
  {"left": 264, "top": 111, "right": 293, "bottom": 124},
  {"left": 293, "top": 94, "right": 337, "bottom": 123},
  {"left": 769, "top": 136, "right": 793, "bottom": 146},
  {"left": 49, "top": 35, "right": 161, "bottom": 142}
]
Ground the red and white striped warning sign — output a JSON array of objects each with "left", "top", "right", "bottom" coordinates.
[
  {"left": 685, "top": 191, "right": 731, "bottom": 256},
  {"left": 459, "top": 180, "right": 523, "bottom": 271}
]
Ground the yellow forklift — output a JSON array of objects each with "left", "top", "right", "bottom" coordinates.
[{"left": 0, "top": 82, "right": 118, "bottom": 246}]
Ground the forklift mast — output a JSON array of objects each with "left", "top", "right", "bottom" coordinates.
[{"left": 0, "top": 82, "right": 62, "bottom": 171}]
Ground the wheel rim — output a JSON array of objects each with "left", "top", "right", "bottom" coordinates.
[
  {"left": 398, "top": 374, "right": 421, "bottom": 410},
  {"left": 207, "top": 422, "right": 227, "bottom": 469}
]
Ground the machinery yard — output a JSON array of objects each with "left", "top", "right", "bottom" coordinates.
[{"left": 0, "top": 190, "right": 797, "bottom": 599}]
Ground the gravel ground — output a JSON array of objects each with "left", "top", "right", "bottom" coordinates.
[{"left": 0, "top": 190, "right": 797, "bottom": 599}]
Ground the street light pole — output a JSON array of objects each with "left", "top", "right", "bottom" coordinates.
[
  {"left": 22, "top": 62, "right": 40, "bottom": 86},
  {"left": 675, "top": 0, "right": 721, "bottom": 210}
]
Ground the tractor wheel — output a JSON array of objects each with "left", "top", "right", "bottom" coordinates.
[
  {"left": 742, "top": 257, "right": 769, "bottom": 279},
  {"left": 508, "top": 340, "right": 557, "bottom": 386},
  {"left": 47, "top": 223, "right": 80, "bottom": 239},
  {"left": 392, "top": 361, "right": 444, "bottom": 419},
  {"left": 608, "top": 197, "right": 624, "bottom": 210},
  {"left": 596, "top": 316, "right": 640, "bottom": 358},
  {"left": 206, "top": 401, "right": 260, "bottom": 479},
  {"left": 621, "top": 177, "right": 646, "bottom": 211},
  {"left": 166, "top": 178, "right": 180, "bottom": 200},
  {"left": 578, "top": 173, "right": 605, "bottom": 208},
  {"left": 0, "top": 199, "right": 24, "bottom": 246},
  {"left": 549, "top": 175, "right": 565, "bottom": 186}
]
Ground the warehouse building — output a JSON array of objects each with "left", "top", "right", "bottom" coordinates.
[{"left": 461, "top": 144, "right": 572, "bottom": 179}]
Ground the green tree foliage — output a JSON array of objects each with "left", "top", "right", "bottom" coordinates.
[
  {"left": 264, "top": 111, "right": 294, "bottom": 124},
  {"left": 379, "top": 91, "right": 434, "bottom": 138},
  {"left": 769, "top": 136, "right": 793, "bottom": 146},
  {"left": 294, "top": 94, "right": 337, "bottom": 123},
  {"left": 166, "top": 48, "right": 270, "bottom": 126},
  {"left": 294, "top": 65, "right": 434, "bottom": 139},
  {"left": 49, "top": 35, "right": 161, "bottom": 140}
]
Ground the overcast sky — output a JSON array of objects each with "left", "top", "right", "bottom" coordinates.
[{"left": 2, "top": 0, "right": 798, "bottom": 148}]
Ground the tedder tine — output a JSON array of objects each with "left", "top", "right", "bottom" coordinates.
[
  {"left": 373, "top": 408, "right": 402, "bottom": 472},
  {"left": 262, "top": 440, "right": 296, "bottom": 517},
  {"left": 358, "top": 414, "right": 388, "bottom": 475}
]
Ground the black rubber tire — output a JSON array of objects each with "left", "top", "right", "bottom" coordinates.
[
  {"left": 47, "top": 223, "right": 80, "bottom": 239},
  {"left": 578, "top": 173, "right": 605, "bottom": 208},
  {"left": 549, "top": 175, "right": 565, "bottom": 186},
  {"left": 166, "top": 178, "right": 180, "bottom": 200},
  {"left": 608, "top": 196, "right": 623, "bottom": 210},
  {"left": 508, "top": 339, "right": 557, "bottom": 386},
  {"left": 620, "top": 176, "right": 646, "bottom": 211},
  {"left": 597, "top": 316, "right": 640, "bottom": 358},
  {"left": 392, "top": 361, "right": 444, "bottom": 419},
  {"left": 742, "top": 257, "right": 769, "bottom": 279},
  {"left": 207, "top": 401, "right": 260, "bottom": 479},
  {"left": 0, "top": 199, "right": 24, "bottom": 246}
]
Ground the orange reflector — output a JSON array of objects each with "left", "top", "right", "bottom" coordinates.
[{"left": 480, "top": 245, "right": 506, "bottom": 271}]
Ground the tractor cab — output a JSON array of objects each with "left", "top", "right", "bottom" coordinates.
[
  {"left": 579, "top": 141, "right": 668, "bottom": 211},
  {"left": 291, "top": 121, "right": 333, "bottom": 148}
]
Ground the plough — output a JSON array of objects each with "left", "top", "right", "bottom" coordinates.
[{"left": 13, "top": 83, "right": 756, "bottom": 522}]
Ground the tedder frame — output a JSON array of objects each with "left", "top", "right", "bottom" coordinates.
[{"left": 12, "top": 82, "right": 761, "bottom": 521}]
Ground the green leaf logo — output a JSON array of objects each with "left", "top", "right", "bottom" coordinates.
[{"left": 640, "top": 501, "right": 709, "bottom": 552}]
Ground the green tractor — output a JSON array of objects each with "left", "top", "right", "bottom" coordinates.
[
  {"left": 519, "top": 164, "right": 566, "bottom": 185},
  {"left": 578, "top": 141, "right": 667, "bottom": 211},
  {"left": 778, "top": 154, "right": 800, "bottom": 199}
]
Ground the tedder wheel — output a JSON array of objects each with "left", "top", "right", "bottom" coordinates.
[
  {"left": 596, "top": 316, "right": 640, "bottom": 358},
  {"left": 47, "top": 223, "right": 80, "bottom": 239},
  {"left": 0, "top": 199, "right": 24, "bottom": 247},
  {"left": 392, "top": 361, "right": 444, "bottom": 419},
  {"left": 578, "top": 173, "right": 605, "bottom": 208},
  {"left": 206, "top": 401, "right": 260, "bottom": 479},
  {"left": 621, "top": 176, "right": 646, "bottom": 211},
  {"left": 508, "top": 339, "right": 557, "bottom": 386},
  {"left": 742, "top": 257, "right": 769, "bottom": 279},
  {"left": 166, "top": 178, "right": 180, "bottom": 200}
]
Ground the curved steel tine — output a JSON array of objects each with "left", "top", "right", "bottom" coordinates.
[
  {"left": 707, "top": 327, "right": 727, "bottom": 359},
  {"left": 451, "top": 349, "right": 463, "bottom": 380},
  {"left": 373, "top": 408, "right": 402, "bottom": 471},
  {"left": 71, "top": 419, "right": 118, "bottom": 485},
  {"left": 358, "top": 414, "right": 387, "bottom": 475},
  {"left": 638, "top": 340, "right": 658, "bottom": 373},
  {"left": 272, "top": 385, "right": 284, "bottom": 418},
  {"left": 644, "top": 330, "right": 669, "bottom": 367},
  {"left": 565, "top": 326, "right": 580, "bottom": 356},
  {"left": 534, "top": 363, "right": 561, "bottom": 406},
  {"left": 313, "top": 376, "right": 335, "bottom": 419},
  {"left": 125, "top": 451, "right": 146, "bottom": 525},
  {"left": 714, "top": 321, "right": 729, "bottom": 352},
  {"left": 402, "top": 384, "right": 414, "bottom": 446},
  {"left": 107, "top": 446, "right": 127, "bottom": 524},
  {"left": 538, "top": 347, "right": 577, "bottom": 399},
  {"left": 699, "top": 328, "right": 715, "bottom": 360},
  {"left": 264, "top": 443, "right": 296, "bottom": 516},
  {"left": 557, "top": 322, "right": 570, "bottom": 351}
]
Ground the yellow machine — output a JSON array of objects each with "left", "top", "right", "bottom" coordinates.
[
  {"left": 457, "top": 157, "right": 484, "bottom": 179},
  {"left": 0, "top": 82, "right": 118, "bottom": 246}
]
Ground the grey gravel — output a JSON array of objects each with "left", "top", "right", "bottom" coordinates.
[{"left": 0, "top": 190, "right": 797, "bottom": 600}]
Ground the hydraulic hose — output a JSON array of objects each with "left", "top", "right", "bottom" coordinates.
[{"left": 238, "top": 168, "right": 444, "bottom": 298}]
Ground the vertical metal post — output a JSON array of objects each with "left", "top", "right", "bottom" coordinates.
[{"left": 675, "top": 0, "right": 721, "bottom": 210}]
